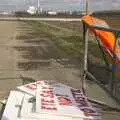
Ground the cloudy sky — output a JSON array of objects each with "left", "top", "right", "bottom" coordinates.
[{"left": 0, "top": 0, "right": 119, "bottom": 11}]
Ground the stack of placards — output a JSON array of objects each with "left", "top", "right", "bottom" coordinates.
[
  {"left": 17, "top": 81, "right": 100, "bottom": 120},
  {"left": 2, "top": 80, "right": 101, "bottom": 120}
]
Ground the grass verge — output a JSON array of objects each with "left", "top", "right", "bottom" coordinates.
[
  {"left": 26, "top": 20, "right": 103, "bottom": 64},
  {"left": 27, "top": 21, "right": 84, "bottom": 56}
]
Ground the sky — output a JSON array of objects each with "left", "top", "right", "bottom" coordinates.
[{"left": 0, "top": 0, "right": 120, "bottom": 12}]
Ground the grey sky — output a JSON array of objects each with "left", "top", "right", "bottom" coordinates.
[{"left": 0, "top": 0, "right": 120, "bottom": 11}]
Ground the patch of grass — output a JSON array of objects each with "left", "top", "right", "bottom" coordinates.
[
  {"left": 26, "top": 21, "right": 103, "bottom": 59},
  {"left": 60, "top": 36, "right": 84, "bottom": 55},
  {"left": 27, "top": 21, "right": 84, "bottom": 56}
]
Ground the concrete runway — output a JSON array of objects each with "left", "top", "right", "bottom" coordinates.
[{"left": 0, "top": 17, "right": 81, "bottom": 22}]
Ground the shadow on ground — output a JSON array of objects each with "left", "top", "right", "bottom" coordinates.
[{"left": 88, "top": 62, "right": 110, "bottom": 85}]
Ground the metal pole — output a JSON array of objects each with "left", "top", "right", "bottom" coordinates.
[
  {"left": 82, "top": 23, "right": 89, "bottom": 92},
  {"left": 86, "top": 0, "right": 89, "bottom": 15},
  {"left": 37, "top": 0, "right": 40, "bottom": 13}
]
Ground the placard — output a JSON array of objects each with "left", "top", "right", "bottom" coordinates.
[{"left": 17, "top": 81, "right": 100, "bottom": 119}]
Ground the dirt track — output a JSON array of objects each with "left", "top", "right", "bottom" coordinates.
[
  {"left": 0, "top": 21, "right": 21, "bottom": 98},
  {"left": 0, "top": 21, "right": 82, "bottom": 99}
]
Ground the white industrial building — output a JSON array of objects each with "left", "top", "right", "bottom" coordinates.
[
  {"left": 48, "top": 11, "right": 57, "bottom": 15},
  {"left": 27, "top": 6, "right": 36, "bottom": 14}
]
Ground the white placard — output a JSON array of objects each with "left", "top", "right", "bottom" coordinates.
[
  {"left": 36, "top": 83, "right": 100, "bottom": 119},
  {"left": 17, "top": 81, "right": 100, "bottom": 119},
  {"left": 1, "top": 91, "right": 25, "bottom": 120}
]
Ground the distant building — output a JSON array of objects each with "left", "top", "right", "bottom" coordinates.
[
  {"left": 48, "top": 11, "right": 57, "bottom": 15},
  {"left": 27, "top": 6, "right": 36, "bottom": 14},
  {"left": 2, "top": 12, "right": 9, "bottom": 15}
]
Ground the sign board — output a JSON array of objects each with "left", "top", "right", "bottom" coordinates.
[
  {"left": 1, "top": 91, "right": 25, "bottom": 120},
  {"left": 17, "top": 81, "right": 100, "bottom": 119}
]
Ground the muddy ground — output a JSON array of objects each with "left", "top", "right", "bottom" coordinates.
[{"left": 0, "top": 20, "right": 120, "bottom": 119}]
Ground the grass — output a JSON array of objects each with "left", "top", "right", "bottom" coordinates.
[
  {"left": 26, "top": 20, "right": 104, "bottom": 65},
  {"left": 27, "top": 21, "right": 84, "bottom": 56},
  {"left": 25, "top": 20, "right": 113, "bottom": 86},
  {"left": 24, "top": 17, "right": 120, "bottom": 103}
]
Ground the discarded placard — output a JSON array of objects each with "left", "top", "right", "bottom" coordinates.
[{"left": 17, "top": 81, "right": 100, "bottom": 119}]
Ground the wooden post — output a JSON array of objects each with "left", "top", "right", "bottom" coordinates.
[{"left": 82, "top": 23, "right": 89, "bottom": 92}]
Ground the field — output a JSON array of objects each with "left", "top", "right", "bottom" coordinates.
[{"left": 26, "top": 18, "right": 120, "bottom": 84}]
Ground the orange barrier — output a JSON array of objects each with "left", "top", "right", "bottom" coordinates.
[{"left": 82, "top": 15, "right": 120, "bottom": 61}]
